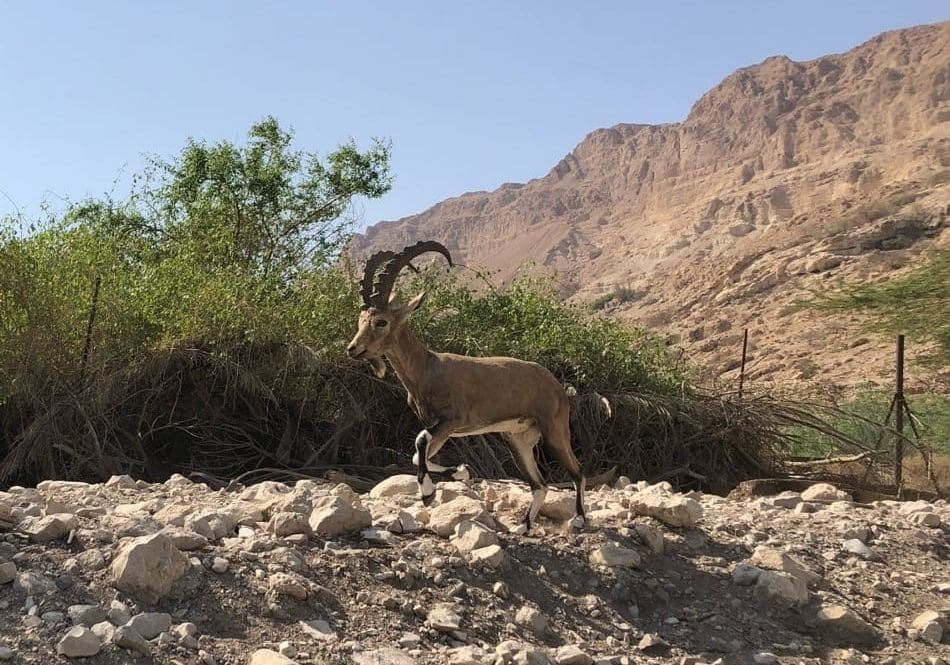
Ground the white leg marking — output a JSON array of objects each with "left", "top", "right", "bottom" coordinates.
[
  {"left": 451, "top": 464, "right": 470, "bottom": 481},
  {"left": 528, "top": 487, "right": 547, "bottom": 523},
  {"left": 412, "top": 451, "right": 420, "bottom": 467},
  {"left": 420, "top": 473, "right": 435, "bottom": 498}
]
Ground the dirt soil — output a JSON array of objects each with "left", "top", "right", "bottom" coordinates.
[{"left": 0, "top": 473, "right": 948, "bottom": 664}]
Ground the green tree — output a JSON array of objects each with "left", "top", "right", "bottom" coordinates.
[{"left": 806, "top": 249, "right": 950, "bottom": 366}]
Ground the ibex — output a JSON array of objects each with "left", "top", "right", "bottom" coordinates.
[{"left": 347, "top": 241, "right": 589, "bottom": 531}]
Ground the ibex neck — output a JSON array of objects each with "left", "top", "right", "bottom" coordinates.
[{"left": 386, "top": 327, "right": 432, "bottom": 395}]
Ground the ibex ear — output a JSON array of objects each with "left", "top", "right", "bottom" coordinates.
[{"left": 405, "top": 291, "right": 427, "bottom": 314}]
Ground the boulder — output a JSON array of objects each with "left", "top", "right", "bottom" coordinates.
[
  {"left": 19, "top": 513, "right": 78, "bottom": 542},
  {"left": 801, "top": 483, "right": 851, "bottom": 502},
  {"left": 249, "top": 649, "right": 297, "bottom": 665},
  {"left": 815, "top": 604, "right": 879, "bottom": 644},
  {"left": 109, "top": 533, "right": 188, "bottom": 603},
  {"left": 428, "top": 496, "right": 492, "bottom": 537},
  {"left": 750, "top": 546, "right": 820, "bottom": 587},
  {"left": 470, "top": 544, "right": 506, "bottom": 568},
  {"left": 625, "top": 493, "right": 702, "bottom": 527},
  {"left": 56, "top": 626, "right": 100, "bottom": 658},
  {"left": 753, "top": 570, "right": 809, "bottom": 609},
  {"left": 451, "top": 519, "right": 498, "bottom": 552},
  {"left": 308, "top": 496, "right": 371, "bottom": 535},
  {"left": 590, "top": 544, "right": 640, "bottom": 568},
  {"left": 126, "top": 612, "right": 172, "bottom": 640},
  {"left": 369, "top": 475, "right": 419, "bottom": 499}
]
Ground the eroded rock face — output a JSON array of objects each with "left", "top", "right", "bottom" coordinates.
[{"left": 109, "top": 533, "right": 188, "bottom": 603}]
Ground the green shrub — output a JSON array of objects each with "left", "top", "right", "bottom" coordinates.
[
  {"left": 0, "top": 118, "right": 784, "bottom": 491},
  {"left": 785, "top": 385, "right": 950, "bottom": 458},
  {"left": 590, "top": 286, "right": 639, "bottom": 311}
]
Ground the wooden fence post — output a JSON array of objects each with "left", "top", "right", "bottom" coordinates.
[
  {"left": 738, "top": 328, "right": 749, "bottom": 400},
  {"left": 894, "top": 334, "right": 905, "bottom": 494}
]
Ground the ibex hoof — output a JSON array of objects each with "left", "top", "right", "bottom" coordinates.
[
  {"left": 569, "top": 515, "right": 587, "bottom": 531},
  {"left": 451, "top": 465, "right": 471, "bottom": 482},
  {"left": 419, "top": 473, "right": 435, "bottom": 506}
]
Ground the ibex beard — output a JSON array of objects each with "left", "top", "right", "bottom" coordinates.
[{"left": 348, "top": 241, "right": 588, "bottom": 532}]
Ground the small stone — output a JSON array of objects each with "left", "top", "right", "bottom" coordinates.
[
  {"left": 428, "top": 604, "right": 463, "bottom": 632},
  {"left": 161, "top": 527, "right": 209, "bottom": 551},
  {"left": 249, "top": 649, "right": 297, "bottom": 665},
  {"left": 753, "top": 571, "right": 809, "bottom": 608},
  {"left": 300, "top": 619, "right": 336, "bottom": 641},
  {"left": 369, "top": 474, "right": 419, "bottom": 498},
  {"left": 753, "top": 653, "right": 779, "bottom": 664},
  {"left": 634, "top": 523, "right": 664, "bottom": 554},
  {"left": 108, "top": 600, "right": 132, "bottom": 626},
  {"left": 428, "top": 496, "right": 493, "bottom": 537},
  {"left": 67, "top": 604, "right": 107, "bottom": 626},
  {"left": 493, "top": 581, "right": 510, "bottom": 599},
  {"left": 268, "top": 511, "right": 311, "bottom": 537},
  {"left": 126, "top": 612, "right": 172, "bottom": 640},
  {"left": 590, "top": 544, "right": 640, "bottom": 568},
  {"left": 14, "top": 571, "right": 56, "bottom": 595},
  {"left": 770, "top": 491, "right": 802, "bottom": 509},
  {"left": 638, "top": 633, "right": 668, "bottom": 651},
  {"left": 909, "top": 511, "right": 941, "bottom": 528},
  {"left": 19, "top": 513, "right": 78, "bottom": 543},
  {"left": 211, "top": 557, "right": 229, "bottom": 574},
  {"left": 625, "top": 491, "right": 702, "bottom": 527},
  {"left": 308, "top": 496, "right": 372, "bottom": 535},
  {"left": 0, "top": 647, "right": 13, "bottom": 661},
  {"left": 269, "top": 573, "right": 308, "bottom": 600},
  {"left": 842, "top": 539, "right": 876, "bottom": 560},
  {"left": 278, "top": 641, "right": 297, "bottom": 657},
  {"left": 801, "top": 483, "right": 851, "bottom": 502},
  {"left": 173, "top": 622, "right": 199, "bottom": 639},
  {"left": 42, "top": 610, "right": 66, "bottom": 624},
  {"left": 352, "top": 649, "right": 416, "bottom": 665},
  {"left": 515, "top": 606, "right": 548, "bottom": 635},
  {"left": 451, "top": 519, "right": 498, "bottom": 552},
  {"left": 750, "top": 546, "right": 820, "bottom": 587},
  {"left": 815, "top": 603, "right": 878, "bottom": 644},
  {"left": 114, "top": 626, "right": 151, "bottom": 655},
  {"left": 0, "top": 562, "right": 15, "bottom": 585},
  {"left": 470, "top": 544, "right": 506, "bottom": 567},
  {"left": 109, "top": 533, "right": 189, "bottom": 603},
  {"left": 56, "top": 625, "right": 101, "bottom": 658},
  {"left": 91, "top": 621, "right": 115, "bottom": 643},
  {"left": 555, "top": 644, "right": 594, "bottom": 665},
  {"left": 732, "top": 563, "right": 761, "bottom": 586}
]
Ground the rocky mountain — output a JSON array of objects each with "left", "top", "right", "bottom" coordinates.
[{"left": 353, "top": 22, "right": 950, "bottom": 390}]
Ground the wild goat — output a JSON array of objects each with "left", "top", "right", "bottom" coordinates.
[{"left": 347, "top": 241, "right": 590, "bottom": 531}]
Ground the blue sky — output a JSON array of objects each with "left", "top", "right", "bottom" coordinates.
[{"left": 1, "top": 2, "right": 946, "bottom": 230}]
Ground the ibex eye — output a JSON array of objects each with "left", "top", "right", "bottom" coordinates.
[{"left": 375, "top": 319, "right": 388, "bottom": 328}]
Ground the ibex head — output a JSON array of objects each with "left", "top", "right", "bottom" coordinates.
[{"left": 347, "top": 241, "right": 453, "bottom": 376}]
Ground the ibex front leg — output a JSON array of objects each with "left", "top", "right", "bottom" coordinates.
[{"left": 413, "top": 421, "right": 468, "bottom": 505}]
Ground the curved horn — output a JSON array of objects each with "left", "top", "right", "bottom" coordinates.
[
  {"left": 360, "top": 250, "right": 396, "bottom": 307},
  {"left": 370, "top": 240, "right": 453, "bottom": 306}
]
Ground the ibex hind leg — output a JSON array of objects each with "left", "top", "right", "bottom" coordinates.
[
  {"left": 503, "top": 430, "right": 546, "bottom": 533},
  {"left": 540, "top": 416, "right": 587, "bottom": 530},
  {"left": 414, "top": 430, "right": 436, "bottom": 506}
]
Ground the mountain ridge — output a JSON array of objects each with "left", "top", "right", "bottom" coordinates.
[{"left": 353, "top": 21, "right": 950, "bottom": 388}]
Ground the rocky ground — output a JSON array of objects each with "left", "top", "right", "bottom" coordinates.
[{"left": 0, "top": 472, "right": 948, "bottom": 665}]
